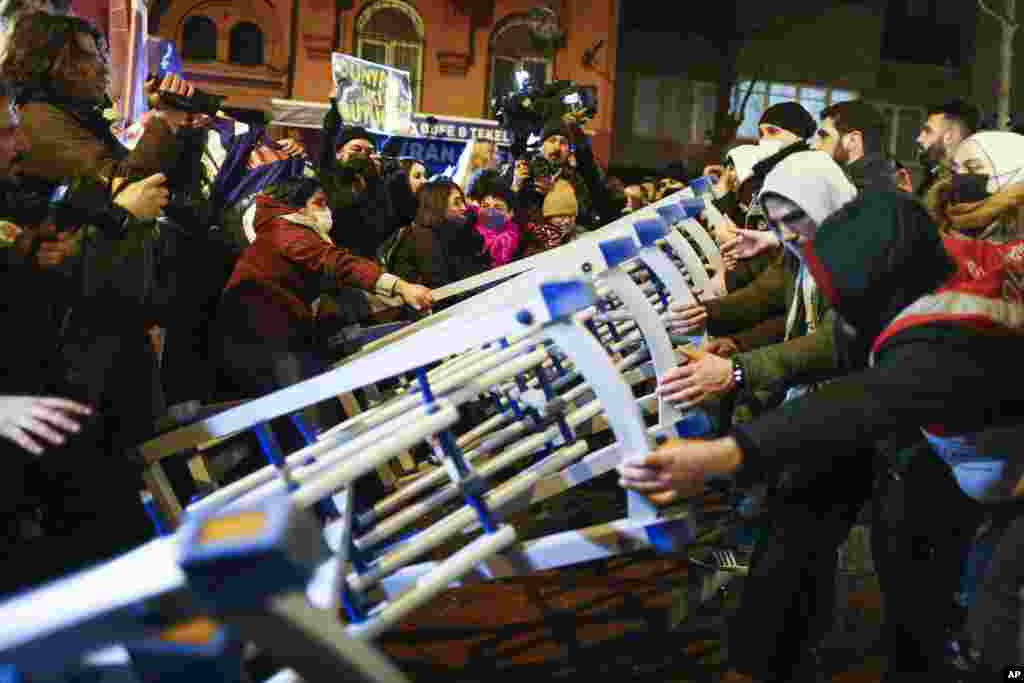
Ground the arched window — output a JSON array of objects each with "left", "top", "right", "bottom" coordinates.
[
  {"left": 355, "top": 1, "right": 424, "bottom": 108},
  {"left": 182, "top": 15, "right": 217, "bottom": 61},
  {"left": 229, "top": 22, "right": 264, "bottom": 65},
  {"left": 488, "top": 17, "right": 553, "bottom": 117}
]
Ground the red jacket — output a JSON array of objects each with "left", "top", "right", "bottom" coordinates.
[{"left": 221, "top": 195, "right": 382, "bottom": 343}]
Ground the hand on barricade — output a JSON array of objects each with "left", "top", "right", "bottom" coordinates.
[
  {"left": 617, "top": 436, "right": 743, "bottom": 505},
  {"left": 663, "top": 301, "right": 707, "bottom": 335},
  {"left": 397, "top": 281, "right": 433, "bottom": 312},
  {"left": 0, "top": 396, "right": 92, "bottom": 455},
  {"left": 701, "top": 337, "right": 739, "bottom": 357},
  {"left": 658, "top": 346, "right": 735, "bottom": 408}
]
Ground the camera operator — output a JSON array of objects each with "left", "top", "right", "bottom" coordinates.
[
  {"left": 0, "top": 13, "right": 213, "bottom": 594},
  {"left": 0, "top": 74, "right": 175, "bottom": 595},
  {"left": 510, "top": 111, "right": 613, "bottom": 231},
  {"left": 3, "top": 13, "right": 194, "bottom": 185}
]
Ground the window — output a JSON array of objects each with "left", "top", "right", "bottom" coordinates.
[
  {"left": 229, "top": 22, "right": 264, "bottom": 66},
  {"left": 632, "top": 77, "right": 659, "bottom": 138},
  {"left": 356, "top": 1, "right": 424, "bottom": 108},
  {"left": 182, "top": 15, "right": 217, "bottom": 61},
  {"left": 866, "top": 101, "right": 927, "bottom": 165},
  {"left": 488, "top": 17, "right": 553, "bottom": 117},
  {"left": 631, "top": 77, "right": 717, "bottom": 144},
  {"left": 730, "top": 81, "right": 861, "bottom": 139}
]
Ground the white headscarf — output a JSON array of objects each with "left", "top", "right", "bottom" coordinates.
[
  {"left": 759, "top": 150, "right": 858, "bottom": 226},
  {"left": 956, "top": 131, "right": 1024, "bottom": 193},
  {"left": 727, "top": 144, "right": 770, "bottom": 187},
  {"left": 759, "top": 151, "right": 859, "bottom": 402}
]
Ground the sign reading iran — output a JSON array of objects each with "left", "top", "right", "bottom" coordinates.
[{"left": 332, "top": 52, "right": 413, "bottom": 135}]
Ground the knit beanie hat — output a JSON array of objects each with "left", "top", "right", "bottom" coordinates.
[
  {"left": 759, "top": 102, "right": 817, "bottom": 140},
  {"left": 337, "top": 125, "right": 374, "bottom": 150},
  {"left": 543, "top": 179, "right": 578, "bottom": 218}
]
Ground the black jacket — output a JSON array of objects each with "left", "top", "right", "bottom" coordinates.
[
  {"left": 845, "top": 153, "right": 898, "bottom": 194},
  {"left": 731, "top": 192, "right": 1024, "bottom": 480},
  {"left": 318, "top": 101, "right": 397, "bottom": 259}
]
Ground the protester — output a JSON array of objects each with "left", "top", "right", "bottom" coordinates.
[
  {"left": 622, "top": 183, "right": 647, "bottom": 213},
  {"left": 468, "top": 169, "right": 521, "bottom": 268},
  {"left": 927, "top": 130, "right": 1024, "bottom": 243},
  {"left": 319, "top": 84, "right": 396, "bottom": 259},
  {"left": 453, "top": 138, "right": 497, "bottom": 192},
  {"left": 389, "top": 179, "right": 489, "bottom": 290},
  {"left": 385, "top": 157, "right": 427, "bottom": 231},
  {"left": 814, "top": 99, "right": 898, "bottom": 192},
  {"left": 623, "top": 191, "right": 1024, "bottom": 682},
  {"left": 916, "top": 99, "right": 981, "bottom": 197},
  {"left": 521, "top": 178, "right": 580, "bottom": 256}
]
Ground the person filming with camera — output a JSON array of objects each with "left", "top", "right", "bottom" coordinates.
[{"left": 0, "top": 12, "right": 214, "bottom": 594}]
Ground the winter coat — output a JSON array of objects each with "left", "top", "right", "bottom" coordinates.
[
  {"left": 388, "top": 215, "right": 489, "bottom": 290},
  {"left": 733, "top": 191, "right": 1024, "bottom": 485},
  {"left": 220, "top": 195, "right": 382, "bottom": 346}
]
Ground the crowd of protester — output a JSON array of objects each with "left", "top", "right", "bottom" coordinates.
[{"left": 0, "top": 9, "right": 1022, "bottom": 683}]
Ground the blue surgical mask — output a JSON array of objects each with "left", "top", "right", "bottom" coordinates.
[{"left": 480, "top": 207, "right": 508, "bottom": 230}]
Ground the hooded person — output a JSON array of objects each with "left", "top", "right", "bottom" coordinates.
[
  {"left": 927, "top": 130, "right": 1024, "bottom": 244},
  {"left": 666, "top": 152, "right": 856, "bottom": 398},
  {"left": 711, "top": 144, "right": 771, "bottom": 225},
  {"left": 658, "top": 152, "right": 861, "bottom": 681},
  {"left": 623, "top": 191, "right": 1024, "bottom": 682}
]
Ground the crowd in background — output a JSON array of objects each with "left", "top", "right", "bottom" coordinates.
[{"left": 0, "top": 8, "right": 1023, "bottom": 683}]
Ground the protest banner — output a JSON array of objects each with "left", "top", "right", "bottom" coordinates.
[{"left": 331, "top": 52, "right": 413, "bottom": 135}]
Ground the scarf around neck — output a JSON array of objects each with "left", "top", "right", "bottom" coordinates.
[{"left": 474, "top": 217, "right": 521, "bottom": 266}]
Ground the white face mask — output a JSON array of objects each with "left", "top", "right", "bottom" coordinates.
[{"left": 310, "top": 208, "right": 333, "bottom": 233}]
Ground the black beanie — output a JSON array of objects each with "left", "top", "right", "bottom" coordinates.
[
  {"left": 336, "top": 125, "right": 374, "bottom": 149},
  {"left": 759, "top": 102, "right": 817, "bottom": 140}
]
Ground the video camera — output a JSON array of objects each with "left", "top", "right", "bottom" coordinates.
[
  {"left": 0, "top": 176, "right": 131, "bottom": 238},
  {"left": 149, "top": 71, "right": 226, "bottom": 118},
  {"left": 493, "top": 80, "right": 598, "bottom": 158}
]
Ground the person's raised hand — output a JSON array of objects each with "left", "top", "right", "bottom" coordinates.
[
  {"left": 277, "top": 138, "right": 305, "bottom": 158},
  {"left": 0, "top": 395, "right": 92, "bottom": 456},
  {"left": 663, "top": 301, "right": 707, "bottom": 335},
  {"left": 397, "top": 280, "right": 434, "bottom": 312},
  {"left": 722, "top": 228, "right": 780, "bottom": 262},
  {"left": 114, "top": 173, "right": 170, "bottom": 220}
]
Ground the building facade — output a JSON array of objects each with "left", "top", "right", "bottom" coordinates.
[
  {"left": 613, "top": 0, "right": 982, "bottom": 172},
  {"left": 82, "top": 0, "right": 620, "bottom": 162}
]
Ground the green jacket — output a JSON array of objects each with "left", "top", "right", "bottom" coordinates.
[{"left": 705, "top": 252, "right": 838, "bottom": 395}]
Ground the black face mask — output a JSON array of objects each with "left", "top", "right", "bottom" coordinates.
[{"left": 950, "top": 173, "right": 991, "bottom": 204}]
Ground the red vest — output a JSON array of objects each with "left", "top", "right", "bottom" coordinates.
[
  {"left": 871, "top": 235, "right": 1024, "bottom": 358},
  {"left": 869, "top": 235, "right": 1024, "bottom": 501}
]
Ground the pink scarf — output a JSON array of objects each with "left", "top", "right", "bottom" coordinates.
[{"left": 474, "top": 217, "right": 522, "bottom": 267}]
